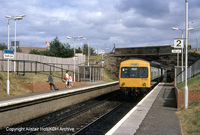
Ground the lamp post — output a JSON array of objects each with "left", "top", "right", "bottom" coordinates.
[
  {"left": 67, "top": 36, "right": 83, "bottom": 82},
  {"left": 81, "top": 38, "right": 90, "bottom": 66},
  {"left": 5, "top": 15, "right": 25, "bottom": 95},
  {"left": 6, "top": 15, "right": 25, "bottom": 73},
  {"left": 185, "top": 0, "right": 188, "bottom": 109},
  {"left": 172, "top": 27, "right": 184, "bottom": 81},
  {"left": 14, "top": 14, "right": 26, "bottom": 72},
  {"left": 172, "top": 27, "right": 193, "bottom": 82},
  {"left": 77, "top": 38, "right": 86, "bottom": 54}
]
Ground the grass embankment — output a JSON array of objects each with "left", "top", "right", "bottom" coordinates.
[
  {"left": 176, "top": 74, "right": 200, "bottom": 135},
  {"left": 0, "top": 72, "right": 63, "bottom": 98},
  {"left": 177, "top": 74, "right": 200, "bottom": 92},
  {"left": 0, "top": 66, "right": 118, "bottom": 98}
]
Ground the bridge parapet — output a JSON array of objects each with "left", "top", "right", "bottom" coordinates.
[{"left": 115, "top": 45, "right": 173, "bottom": 56}]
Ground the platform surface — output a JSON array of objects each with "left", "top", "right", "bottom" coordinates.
[
  {"left": 107, "top": 83, "right": 182, "bottom": 135},
  {"left": 0, "top": 81, "right": 118, "bottom": 107}
]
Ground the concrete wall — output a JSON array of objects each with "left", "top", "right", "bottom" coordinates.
[{"left": 0, "top": 51, "right": 85, "bottom": 72}]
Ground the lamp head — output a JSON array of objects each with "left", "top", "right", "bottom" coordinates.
[
  {"left": 188, "top": 28, "right": 194, "bottom": 31},
  {"left": 19, "top": 14, "right": 26, "bottom": 17},
  {"left": 78, "top": 36, "right": 83, "bottom": 38},
  {"left": 14, "top": 17, "right": 23, "bottom": 20},
  {"left": 5, "top": 15, "right": 12, "bottom": 18},
  {"left": 172, "top": 27, "right": 179, "bottom": 30}
]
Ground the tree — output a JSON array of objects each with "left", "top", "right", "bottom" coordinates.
[
  {"left": 29, "top": 49, "right": 41, "bottom": 55},
  {"left": 0, "top": 43, "right": 7, "bottom": 50},
  {"left": 83, "top": 43, "right": 96, "bottom": 56},
  {"left": 48, "top": 37, "right": 74, "bottom": 58},
  {"left": 76, "top": 47, "right": 82, "bottom": 53}
]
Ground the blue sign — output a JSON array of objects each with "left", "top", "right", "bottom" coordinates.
[
  {"left": 4, "top": 49, "right": 14, "bottom": 59},
  {"left": 4, "top": 49, "right": 14, "bottom": 54}
]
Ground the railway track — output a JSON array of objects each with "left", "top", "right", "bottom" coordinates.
[
  {"left": 0, "top": 89, "right": 146, "bottom": 135},
  {"left": 0, "top": 90, "right": 123, "bottom": 135},
  {"left": 74, "top": 95, "right": 141, "bottom": 135}
]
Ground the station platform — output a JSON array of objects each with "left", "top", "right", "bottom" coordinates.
[
  {"left": 0, "top": 81, "right": 119, "bottom": 129},
  {"left": 106, "top": 83, "right": 182, "bottom": 135},
  {"left": 0, "top": 81, "right": 118, "bottom": 108}
]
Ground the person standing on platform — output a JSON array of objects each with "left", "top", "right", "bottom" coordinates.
[
  {"left": 65, "top": 70, "right": 69, "bottom": 88},
  {"left": 68, "top": 73, "right": 73, "bottom": 88},
  {"left": 48, "top": 72, "right": 59, "bottom": 90}
]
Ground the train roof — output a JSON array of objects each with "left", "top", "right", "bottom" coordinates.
[
  {"left": 150, "top": 61, "right": 166, "bottom": 69},
  {"left": 121, "top": 58, "right": 166, "bottom": 69},
  {"left": 122, "top": 58, "right": 150, "bottom": 63}
]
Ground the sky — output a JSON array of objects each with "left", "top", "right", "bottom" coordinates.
[{"left": 1, "top": 0, "right": 200, "bottom": 52}]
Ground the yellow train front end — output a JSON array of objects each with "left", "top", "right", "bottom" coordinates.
[{"left": 119, "top": 59, "right": 151, "bottom": 95}]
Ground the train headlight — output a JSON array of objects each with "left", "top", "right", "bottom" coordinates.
[
  {"left": 143, "top": 83, "right": 146, "bottom": 87},
  {"left": 121, "top": 82, "right": 125, "bottom": 86}
]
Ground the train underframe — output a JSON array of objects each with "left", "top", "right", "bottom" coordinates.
[{"left": 120, "top": 87, "right": 150, "bottom": 97}]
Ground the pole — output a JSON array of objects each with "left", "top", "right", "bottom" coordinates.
[
  {"left": 182, "top": 30, "right": 184, "bottom": 82},
  {"left": 184, "top": 0, "right": 189, "bottom": 109},
  {"left": 14, "top": 20, "right": 16, "bottom": 72},
  {"left": 74, "top": 39, "right": 76, "bottom": 82},
  {"left": 7, "top": 20, "right": 10, "bottom": 95},
  {"left": 88, "top": 40, "right": 90, "bottom": 66}
]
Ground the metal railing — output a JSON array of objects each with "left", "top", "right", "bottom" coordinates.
[
  {"left": 175, "top": 58, "right": 200, "bottom": 85},
  {"left": 0, "top": 59, "right": 104, "bottom": 82}
]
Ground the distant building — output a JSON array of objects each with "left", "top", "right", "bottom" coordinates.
[{"left": 19, "top": 46, "right": 47, "bottom": 54}]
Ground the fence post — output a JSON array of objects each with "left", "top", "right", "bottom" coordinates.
[
  {"left": 35, "top": 61, "right": 37, "bottom": 74},
  {"left": 175, "top": 67, "right": 177, "bottom": 85},
  {"left": 31, "top": 62, "right": 33, "bottom": 72},
  {"left": 23, "top": 61, "right": 25, "bottom": 76},
  {"left": 90, "top": 66, "right": 91, "bottom": 83},
  {"left": 78, "top": 66, "right": 79, "bottom": 82},
  {"left": 61, "top": 64, "right": 63, "bottom": 80},
  {"left": 93, "top": 67, "right": 94, "bottom": 82},
  {"left": 84, "top": 67, "right": 85, "bottom": 81},
  {"left": 17, "top": 61, "right": 19, "bottom": 75},
  {"left": 50, "top": 65, "right": 52, "bottom": 74}
]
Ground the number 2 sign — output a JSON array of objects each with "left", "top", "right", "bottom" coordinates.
[{"left": 174, "top": 38, "right": 184, "bottom": 48}]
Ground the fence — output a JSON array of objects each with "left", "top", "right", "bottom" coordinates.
[
  {"left": 0, "top": 51, "right": 104, "bottom": 82},
  {"left": 175, "top": 58, "right": 200, "bottom": 85},
  {"left": 0, "top": 50, "right": 85, "bottom": 72}
]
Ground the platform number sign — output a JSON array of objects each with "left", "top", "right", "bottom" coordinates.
[{"left": 174, "top": 38, "right": 184, "bottom": 48}]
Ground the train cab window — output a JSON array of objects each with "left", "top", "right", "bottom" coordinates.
[
  {"left": 139, "top": 67, "right": 148, "bottom": 78},
  {"left": 121, "top": 67, "right": 148, "bottom": 78}
]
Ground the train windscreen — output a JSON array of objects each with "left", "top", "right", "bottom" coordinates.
[{"left": 121, "top": 67, "right": 148, "bottom": 78}]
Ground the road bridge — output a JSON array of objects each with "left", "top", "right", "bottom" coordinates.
[{"left": 104, "top": 45, "right": 200, "bottom": 82}]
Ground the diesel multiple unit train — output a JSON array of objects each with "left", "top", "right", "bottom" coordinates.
[{"left": 119, "top": 58, "right": 165, "bottom": 95}]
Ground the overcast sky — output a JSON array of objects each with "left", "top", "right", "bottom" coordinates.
[{"left": 1, "top": 0, "right": 200, "bottom": 52}]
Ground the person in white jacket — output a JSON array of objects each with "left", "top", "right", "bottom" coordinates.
[
  {"left": 68, "top": 74, "right": 73, "bottom": 88},
  {"left": 65, "top": 70, "right": 69, "bottom": 88}
]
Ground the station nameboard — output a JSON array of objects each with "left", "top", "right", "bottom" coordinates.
[
  {"left": 4, "top": 49, "right": 14, "bottom": 59},
  {"left": 172, "top": 49, "right": 181, "bottom": 53}
]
